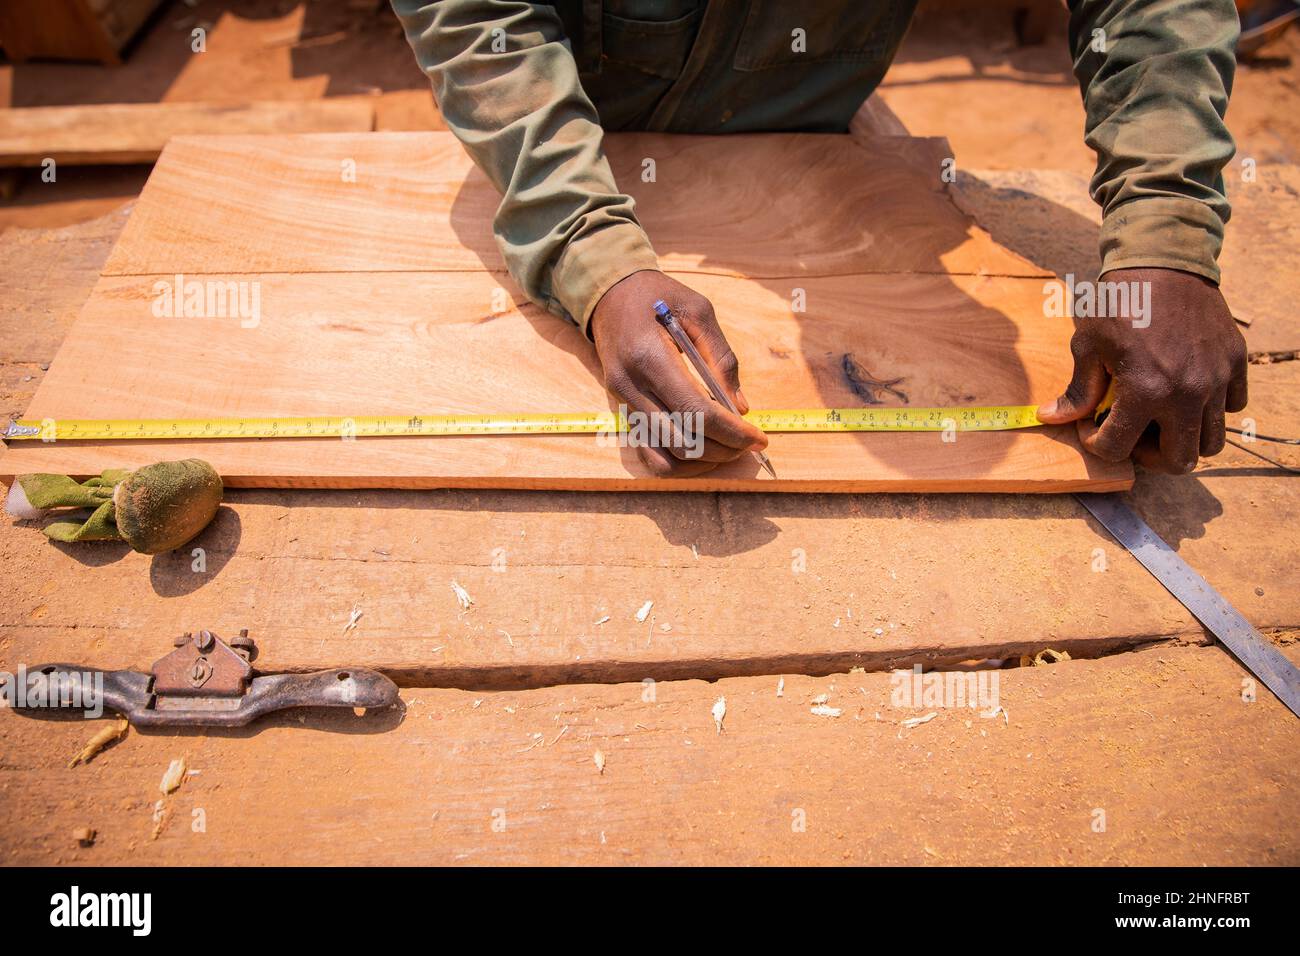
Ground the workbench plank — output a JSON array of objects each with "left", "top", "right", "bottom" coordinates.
[
  {"left": 100, "top": 132, "right": 1049, "bottom": 280},
  {"left": 0, "top": 206, "right": 131, "bottom": 364},
  {"left": 0, "top": 271, "right": 1129, "bottom": 491},
  {"left": 0, "top": 101, "right": 376, "bottom": 166},
  {"left": 5, "top": 439, "right": 1297, "bottom": 683},
  {"left": 2, "top": 645, "right": 1296, "bottom": 865}
]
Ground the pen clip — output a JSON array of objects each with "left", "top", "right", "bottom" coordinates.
[{"left": 652, "top": 299, "right": 686, "bottom": 353}]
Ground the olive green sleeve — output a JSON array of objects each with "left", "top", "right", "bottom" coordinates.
[
  {"left": 390, "top": 0, "right": 660, "bottom": 333},
  {"left": 1067, "top": 0, "right": 1238, "bottom": 282}
]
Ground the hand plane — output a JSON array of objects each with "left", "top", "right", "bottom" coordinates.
[{"left": 5, "top": 629, "right": 399, "bottom": 728}]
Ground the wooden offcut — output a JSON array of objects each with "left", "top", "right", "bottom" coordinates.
[
  {"left": 0, "top": 0, "right": 163, "bottom": 66},
  {"left": 0, "top": 101, "right": 376, "bottom": 166},
  {"left": 0, "top": 131, "right": 1132, "bottom": 492}
]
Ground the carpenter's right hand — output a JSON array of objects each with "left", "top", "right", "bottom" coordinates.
[{"left": 589, "top": 270, "right": 768, "bottom": 478}]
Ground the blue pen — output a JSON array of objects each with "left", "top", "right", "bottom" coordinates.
[{"left": 652, "top": 299, "right": 777, "bottom": 478}]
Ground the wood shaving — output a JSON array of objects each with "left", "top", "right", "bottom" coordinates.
[
  {"left": 451, "top": 580, "right": 474, "bottom": 610},
  {"left": 159, "top": 757, "right": 187, "bottom": 795},
  {"left": 593, "top": 750, "right": 606, "bottom": 774},
  {"left": 810, "top": 704, "right": 842, "bottom": 718},
  {"left": 711, "top": 696, "right": 726, "bottom": 734},
  {"left": 902, "top": 712, "right": 938, "bottom": 729},
  {"left": 342, "top": 604, "right": 362, "bottom": 634},
  {"left": 635, "top": 600, "right": 653, "bottom": 623},
  {"left": 150, "top": 800, "right": 169, "bottom": 841},
  {"left": 981, "top": 705, "right": 1009, "bottom": 725},
  {"left": 776, "top": 677, "right": 784, "bottom": 697},
  {"left": 69, "top": 718, "right": 128, "bottom": 768}
]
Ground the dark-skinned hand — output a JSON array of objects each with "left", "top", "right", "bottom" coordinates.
[
  {"left": 1038, "top": 267, "right": 1248, "bottom": 474},
  {"left": 590, "top": 269, "right": 768, "bottom": 478}
]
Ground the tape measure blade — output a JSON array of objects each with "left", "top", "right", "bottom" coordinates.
[{"left": 5, "top": 405, "right": 1043, "bottom": 441}]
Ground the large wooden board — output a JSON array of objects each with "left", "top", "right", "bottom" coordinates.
[
  {"left": 0, "top": 101, "right": 376, "bottom": 166},
  {"left": 0, "top": 271, "right": 1128, "bottom": 491},
  {"left": 0, "top": 131, "right": 1126, "bottom": 491}
]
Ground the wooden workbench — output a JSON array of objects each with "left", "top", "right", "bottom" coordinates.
[{"left": 1, "top": 154, "right": 1297, "bottom": 866}]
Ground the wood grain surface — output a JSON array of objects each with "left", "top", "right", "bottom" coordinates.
[{"left": 101, "top": 132, "right": 1050, "bottom": 279}]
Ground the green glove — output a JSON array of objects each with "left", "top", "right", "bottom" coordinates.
[{"left": 6, "top": 460, "right": 222, "bottom": 554}]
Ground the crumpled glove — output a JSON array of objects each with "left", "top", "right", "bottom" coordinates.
[{"left": 5, "top": 459, "right": 222, "bottom": 554}]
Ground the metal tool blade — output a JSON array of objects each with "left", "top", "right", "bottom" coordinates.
[{"left": 1076, "top": 492, "right": 1300, "bottom": 719}]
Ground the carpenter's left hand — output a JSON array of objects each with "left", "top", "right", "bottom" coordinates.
[{"left": 1037, "top": 267, "right": 1249, "bottom": 474}]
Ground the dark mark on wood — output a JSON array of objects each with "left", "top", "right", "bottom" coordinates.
[{"left": 841, "top": 353, "right": 908, "bottom": 404}]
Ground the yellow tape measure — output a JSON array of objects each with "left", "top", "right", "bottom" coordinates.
[{"left": 4, "top": 406, "right": 1041, "bottom": 441}]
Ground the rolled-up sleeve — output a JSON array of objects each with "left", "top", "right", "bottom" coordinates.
[
  {"left": 391, "top": 0, "right": 660, "bottom": 332},
  {"left": 1067, "top": 0, "right": 1238, "bottom": 282}
]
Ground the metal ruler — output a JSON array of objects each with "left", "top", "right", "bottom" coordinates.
[
  {"left": 2, "top": 405, "right": 1042, "bottom": 442},
  {"left": 1076, "top": 492, "right": 1300, "bottom": 719}
]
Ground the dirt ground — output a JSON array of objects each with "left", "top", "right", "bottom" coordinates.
[{"left": 2, "top": 2, "right": 1298, "bottom": 866}]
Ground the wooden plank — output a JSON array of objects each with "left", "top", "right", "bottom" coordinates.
[
  {"left": 0, "top": 205, "right": 131, "bottom": 363},
  {"left": 851, "top": 93, "right": 911, "bottom": 138},
  {"left": 100, "top": 132, "right": 1050, "bottom": 279},
  {"left": 0, "top": 0, "right": 149, "bottom": 66},
  {"left": 0, "top": 270, "right": 1130, "bottom": 491},
  {"left": 0, "top": 101, "right": 376, "bottom": 166},
  {"left": 2, "top": 645, "right": 1296, "bottom": 865}
]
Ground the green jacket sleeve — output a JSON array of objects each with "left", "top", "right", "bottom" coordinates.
[
  {"left": 1067, "top": 0, "right": 1238, "bottom": 282},
  {"left": 390, "top": 0, "right": 660, "bottom": 334}
]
